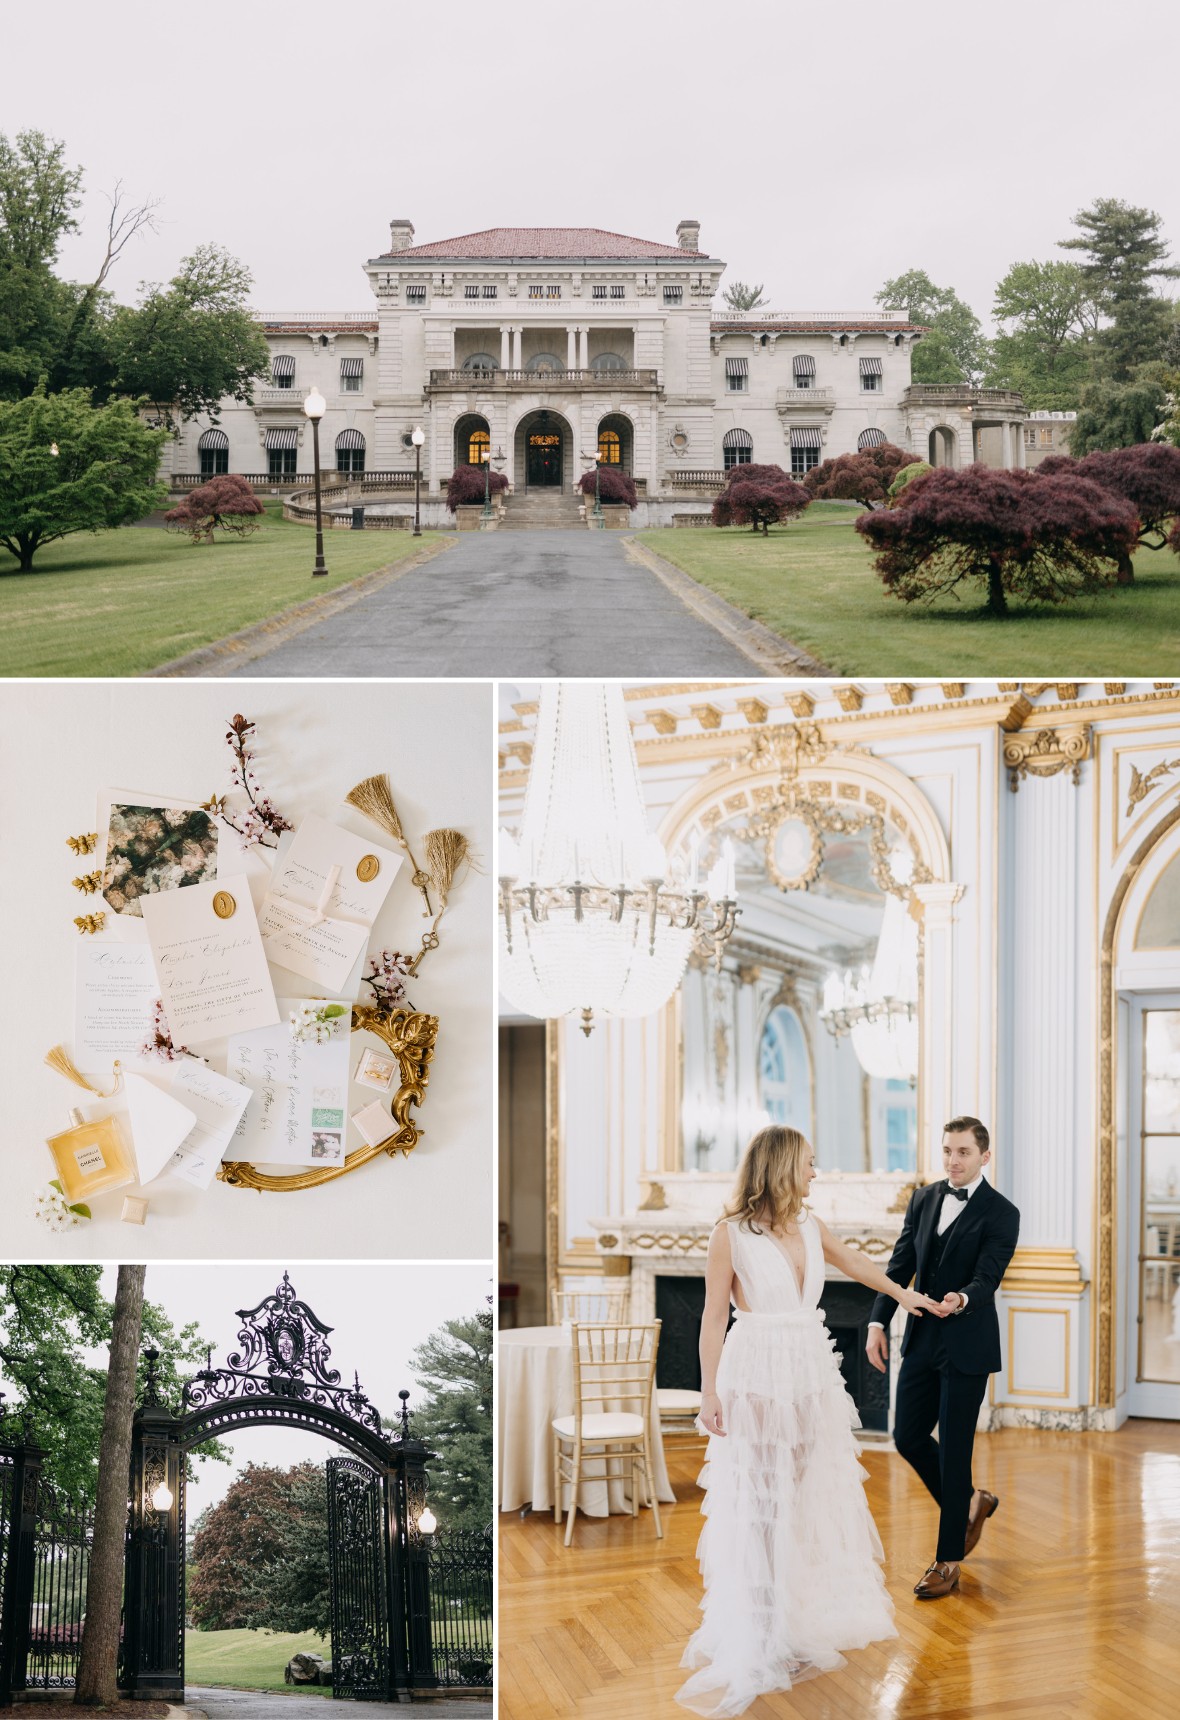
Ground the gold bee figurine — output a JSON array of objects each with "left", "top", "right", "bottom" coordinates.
[
  {"left": 66, "top": 833, "right": 99, "bottom": 856},
  {"left": 72, "top": 871, "right": 103, "bottom": 895},
  {"left": 74, "top": 913, "right": 107, "bottom": 935}
]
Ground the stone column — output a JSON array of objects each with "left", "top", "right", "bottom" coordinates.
[
  {"left": 500, "top": 327, "right": 510, "bottom": 369},
  {"left": 567, "top": 326, "right": 577, "bottom": 370},
  {"left": 511, "top": 326, "right": 522, "bottom": 371},
  {"left": 957, "top": 419, "right": 974, "bottom": 470},
  {"left": 912, "top": 882, "right": 966, "bottom": 1164},
  {"left": 578, "top": 325, "right": 588, "bottom": 370},
  {"left": 1001, "top": 420, "right": 1013, "bottom": 469},
  {"left": 1015, "top": 422, "right": 1026, "bottom": 468}
]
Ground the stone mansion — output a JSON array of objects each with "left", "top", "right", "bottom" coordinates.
[{"left": 170, "top": 219, "right": 1034, "bottom": 523}]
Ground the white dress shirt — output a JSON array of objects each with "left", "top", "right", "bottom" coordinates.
[{"left": 868, "top": 1172, "right": 985, "bottom": 1330}]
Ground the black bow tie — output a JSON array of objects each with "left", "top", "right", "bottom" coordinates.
[{"left": 945, "top": 1184, "right": 969, "bottom": 1202}]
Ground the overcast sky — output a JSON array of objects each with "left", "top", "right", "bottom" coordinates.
[{"left": 6, "top": 0, "right": 1177, "bottom": 326}]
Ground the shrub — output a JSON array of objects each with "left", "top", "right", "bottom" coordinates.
[
  {"left": 1057, "top": 442, "right": 1180, "bottom": 583},
  {"left": 446, "top": 464, "right": 509, "bottom": 512},
  {"left": 888, "top": 460, "right": 933, "bottom": 503},
  {"left": 163, "top": 473, "right": 264, "bottom": 545},
  {"left": 578, "top": 466, "right": 637, "bottom": 507},
  {"left": 803, "top": 442, "right": 917, "bottom": 510},
  {"left": 711, "top": 463, "right": 810, "bottom": 534}
]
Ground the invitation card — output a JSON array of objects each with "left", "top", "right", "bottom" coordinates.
[
  {"left": 226, "top": 997, "right": 352, "bottom": 1167},
  {"left": 140, "top": 875, "right": 279, "bottom": 1046},
  {"left": 73, "top": 944, "right": 160, "bottom": 1072},
  {"left": 163, "top": 1061, "right": 253, "bottom": 1189},
  {"left": 259, "top": 814, "right": 401, "bottom": 994}
]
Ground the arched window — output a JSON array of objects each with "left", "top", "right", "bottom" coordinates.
[
  {"left": 335, "top": 428, "right": 366, "bottom": 475},
  {"left": 590, "top": 352, "right": 627, "bottom": 372},
  {"left": 270, "top": 354, "right": 295, "bottom": 389},
  {"left": 462, "top": 353, "right": 498, "bottom": 373},
  {"left": 525, "top": 353, "right": 564, "bottom": 375},
  {"left": 598, "top": 429, "right": 621, "bottom": 465},
  {"left": 759, "top": 1006, "right": 810, "bottom": 1132},
  {"left": 858, "top": 427, "right": 887, "bottom": 451},
  {"left": 722, "top": 427, "right": 753, "bottom": 470},
  {"left": 198, "top": 427, "right": 229, "bottom": 477},
  {"left": 468, "top": 428, "right": 490, "bottom": 465}
]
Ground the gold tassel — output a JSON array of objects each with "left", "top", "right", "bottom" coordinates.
[
  {"left": 345, "top": 774, "right": 433, "bottom": 914},
  {"left": 74, "top": 913, "right": 106, "bottom": 935},
  {"left": 67, "top": 832, "right": 99, "bottom": 856},
  {"left": 73, "top": 871, "right": 103, "bottom": 895},
  {"left": 45, "top": 1044, "right": 123, "bottom": 1098},
  {"left": 423, "top": 828, "right": 471, "bottom": 910}
]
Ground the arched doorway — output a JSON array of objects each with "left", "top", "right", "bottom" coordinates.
[
  {"left": 454, "top": 413, "right": 491, "bottom": 469},
  {"left": 597, "top": 413, "right": 632, "bottom": 473},
  {"left": 516, "top": 409, "right": 570, "bottom": 491},
  {"left": 928, "top": 425, "right": 958, "bottom": 468},
  {"left": 120, "top": 1273, "right": 438, "bottom": 1703}
]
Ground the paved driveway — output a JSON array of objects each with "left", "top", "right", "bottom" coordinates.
[
  {"left": 223, "top": 529, "right": 762, "bottom": 677},
  {"left": 185, "top": 1687, "right": 489, "bottom": 1718}
]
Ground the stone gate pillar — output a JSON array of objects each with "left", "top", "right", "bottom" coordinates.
[{"left": 122, "top": 1361, "right": 183, "bottom": 1701}]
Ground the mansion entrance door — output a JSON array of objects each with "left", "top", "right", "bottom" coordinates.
[
  {"left": 1125, "top": 996, "right": 1180, "bottom": 1420},
  {"left": 526, "top": 430, "right": 563, "bottom": 488}
]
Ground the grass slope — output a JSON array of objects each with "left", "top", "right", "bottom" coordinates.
[
  {"left": 0, "top": 505, "right": 435, "bottom": 677},
  {"left": 184, "top": 1626, "right": 330, "bottom": 1694},
  {"left": 639, "top": 503, "right": 1180, "bottom": 676}
]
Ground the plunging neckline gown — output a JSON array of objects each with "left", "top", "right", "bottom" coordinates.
[{"left": 676, "top": 1212, "right": 897, "bottom": 1716}]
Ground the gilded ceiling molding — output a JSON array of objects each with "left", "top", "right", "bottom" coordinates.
[{"left": 1002, "top": 724, "right": 1092, "bottom": 792}]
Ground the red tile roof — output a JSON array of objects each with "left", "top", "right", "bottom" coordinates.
[
  {"left": 378, "top": 227, "right": 709, "bottom": 260},
  {"left": 712, "top": 320, "right": 925, "bottom": 334},
  {"left": 260, "top": 320, "right": 377, "bottom": 333}
]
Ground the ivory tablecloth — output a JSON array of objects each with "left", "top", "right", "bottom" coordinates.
[{"left": 497, "top": 1325, "right": 675, "bottom": 1515}]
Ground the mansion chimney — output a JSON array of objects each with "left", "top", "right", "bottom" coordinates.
[
  {"left": 676, "top": 219, "right": 701, "bottom": 251},
  {"left": 388, "top": 218, "right": 415, "bottom": 253}
]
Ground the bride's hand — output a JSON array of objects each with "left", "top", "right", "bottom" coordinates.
[
  {"left": 898, "top": 1287, "right": 948, "bottom": 1318},
  {"left": 698, "top": 1391, "right": 726, "bottom": 1437}
]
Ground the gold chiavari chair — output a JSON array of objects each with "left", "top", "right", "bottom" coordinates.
[
  {"left": 550, "top": 1284, "right": 631, "bottom": 1325},
  {"left": 551, "top": 1320, "right": 662, "bottom": 1547}
]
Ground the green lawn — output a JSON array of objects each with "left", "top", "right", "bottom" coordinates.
[
  {"left": 639, "top": 503, "right": 1180, "bottom": 675},
  {"left": 184, "top": 1627, "right": 330, "bottom": 1693},
  {"left": 0, "top": 504, "right": 438, "bottom": 676}
]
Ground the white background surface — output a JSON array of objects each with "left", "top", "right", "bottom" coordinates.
[{"left": 0, "top": 680, "right": 493, "bottom": 1261}]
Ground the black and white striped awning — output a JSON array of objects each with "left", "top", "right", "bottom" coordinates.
[
  {"left": 858, "top": 427, "right": 888, "bottom": 449},
  {"left": 722, "top": 428, "right": 754, "bottom": 449},
  {"left": 339, "top": 357, "right": 364, "bottom": 378},
  {"left": 198, "top": 428, "right": 229, "bottom": 450},
  {"left": 790, "top": 427, "right": 823, "bottom": 449},
  {"left": 793, "top": 354, "right": 816, "bottom": 378},
  {"left": 264, "top": 428, "right": 299, "bottom": 450},
  {"left": 335, "top": 429, "right": 366, "bottom": 449},
  {"left": 725, "top": 357, "right": 749, "bottom": 377},
  {"left": 859, "top": 356, "right": 883, "bottom": 376},
  {"left": 270, "top": 355, "right": 296, "bottom": 378}
]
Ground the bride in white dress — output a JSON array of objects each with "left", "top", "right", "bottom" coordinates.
[{"left": 677, "top": 1125, "right": 946, "bottom": 1717}]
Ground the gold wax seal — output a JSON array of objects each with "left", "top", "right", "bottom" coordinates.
[
  {"left": 356, "top": 854, "right": 381, "bottom": 882},
  {"left": 212, "top": 890, "right": 237, "bottom": 920}
]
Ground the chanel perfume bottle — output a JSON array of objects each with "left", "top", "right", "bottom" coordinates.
[{"left": 46, "top": 1108, "right": 136, "bottom": 1202}]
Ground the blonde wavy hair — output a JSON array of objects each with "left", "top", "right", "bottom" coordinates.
[{"left": 722, "top": 1125, "right": 813, "bottom": 1233}]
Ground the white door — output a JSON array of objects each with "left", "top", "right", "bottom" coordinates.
[{"left": 1126, "top": 997, "right": 1180, "bottom": 1419}]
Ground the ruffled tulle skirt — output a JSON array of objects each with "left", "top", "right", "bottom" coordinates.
[{"left": 676, "top": 1307, "right": 897, "bottom": 1717}]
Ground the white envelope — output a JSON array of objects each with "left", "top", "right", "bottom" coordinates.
[
  {"left": 259, "top": 813, "right": 401, "bottom": 994},
  {"left": 124, "top": 1071, "right": 198, "bottom": 1185}
]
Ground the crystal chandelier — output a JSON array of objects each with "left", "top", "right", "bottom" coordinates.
[
  {"left": 819, "top": 892, "right": 918, "bottom": 1081},
  {"left": 498, "top": 683, "right": 739, "bottom": 1027}
]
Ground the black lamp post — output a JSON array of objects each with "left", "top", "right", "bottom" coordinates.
[
  {"left": 411, "top": 424, "right": 425, "bottom": 536},
  {"left": 303, "top": 386, "right": 329, "bottom": 577}
]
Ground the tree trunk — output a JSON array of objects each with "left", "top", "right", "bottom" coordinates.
[
  {"left": 986, "top": 555, "right": 1009, "bottom": 617},
  {"left": 17, "top": 534, "right": 36, "bottom": 573},
  {"left": 74, "top": 1264, "right": 146, "bottom": 1705},
  {"left": 1116, "top": 548, "right": 1135, "bottom": 585}
]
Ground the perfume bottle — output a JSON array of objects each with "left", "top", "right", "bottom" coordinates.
[{"left": 47, "top": 1108, "right": 136, "bottom": 1202}]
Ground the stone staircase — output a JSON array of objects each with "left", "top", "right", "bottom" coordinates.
[{"left": 499, "top": 488, "right": 584, "bottom": 530}]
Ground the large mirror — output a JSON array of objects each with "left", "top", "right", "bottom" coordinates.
[{"left": 680, "top": 805, "right": 918, "bottom": 1176}]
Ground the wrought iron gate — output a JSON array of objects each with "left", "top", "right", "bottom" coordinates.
[
  {"left": 0, "top": 1439, "right": 97, "bottom": 1706},
  {"left": 428, "top": 1526, "right": 493, "bottom": 1686},
  {"left": 326, "top": 1457, "right": 388, "bottom": 1701}
]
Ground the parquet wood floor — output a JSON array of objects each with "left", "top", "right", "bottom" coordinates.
[{"left": 497, "top": 1420, "right": 1180, "bottom": 1719}]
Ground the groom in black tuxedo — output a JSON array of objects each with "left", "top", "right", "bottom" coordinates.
[{"left": 866, "top": 1116, "right": 1019, "bottom": 1599}]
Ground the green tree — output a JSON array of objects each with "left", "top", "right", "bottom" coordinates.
[
  {"left": 1069, "top": 374, "right": 1170, "bottom": 454},
  {"left": 987, "top": 259, "right": 1097, "bottom": 408},
  {"left": 109, "top": 244, "right": 271, "bottom": 430},
  {"left": 0, "top": 388, "right": 166, "bottom": 571},
  {"left": 0, "top": 129, "right": 82, "bottom": 399},
  {"left": 721, "top": 280, "right": 767, "bottom": 312},
  {"left": 402, "top": 1301, "right": 493, "bottom": 1531},
  {"left": 876, "top": 268, "right": 988, "bottom": 383},
  {"left": 190, "top": 1461, "right": 329, "bottom": 1635},
  {"left": 1061, "top": 198, "right": 1180, "bottom": 380},
  {"left": 243, "top": 1466, "right": 331, "bottom": 1638},
  {"left": 0, "top": 1265, "right": 228, "bottom": 1507}
]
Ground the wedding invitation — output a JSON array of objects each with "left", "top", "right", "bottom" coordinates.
[
  {"left": 163, "top": 1061, "right": 253, "bottom": 1189},
  {"left": 73, "top": 944, "right": 160, "bottom": 1072},
  {"left": 259, "top": 814, "right": 401, "bottom": 994},
  {"left": 139, "top": 875, "right": 279, "bottom": 1046},
  {"left": 226, "top": 997, "right": 352, "bottom": 1167}
]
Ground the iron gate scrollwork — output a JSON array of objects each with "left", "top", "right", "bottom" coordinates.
[
  {"left": 428, "top": 1527, "right": 493, "bottom": 1686},
  {"left": 327, "top": 1458, "right": 388, "bottom": 1700}
]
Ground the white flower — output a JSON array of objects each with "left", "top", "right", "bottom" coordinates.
[
  {"left": 289, "top": 1002, "right": 346, "bottom": 1045},
  {"left": 33, "top": 1184, "right": 86, "bottom": 1232}
]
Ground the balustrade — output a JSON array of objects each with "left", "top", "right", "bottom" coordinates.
[{"left": 427, "top": 367, "right": 659, "bottom": 390}]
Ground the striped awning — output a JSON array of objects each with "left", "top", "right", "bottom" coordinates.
[
  {"left": 722, "top": 428, "right": 753, "bottom": 449},
  {"left": 793, "top": 354, "right": 816, "bottom": 378},
  {"left": 859, "top": 356, "right": 883, "bottom": 376},
  {"left": 270, "top": 354, "right": 296, "bottom": 378},
  {"left": 725, "top": 357, "right": 749, "bottom": 377},
  {"left": 264, "top": 428, "right": 299, "bottom": 450},
  {"left": 790, "top": 427, "right": 823, "bottom": 449},
  {"left": 339, "top": 357, "right": 364, "bottom": 378},
  {"left": 336, "top": 429, "right": 365, "bottom": 450},
  {"left": 198, "top": 428, "right": 229, "bottom": 450},
  {"left": 858, "top": 427, "right": 888, "bottom": 449}
]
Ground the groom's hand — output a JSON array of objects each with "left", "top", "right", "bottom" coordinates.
[{"left": 865, "top": 1326, "right": 888, "bottom": 1373}]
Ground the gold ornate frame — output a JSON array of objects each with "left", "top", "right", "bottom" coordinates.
[{"left": 218, "top": 1005, "right": 438, "bottom": 1193}]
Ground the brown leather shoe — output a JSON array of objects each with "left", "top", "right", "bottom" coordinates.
[
  {"left": 914, "top": 1561, "right": 960, "bottom": 1598},
  {"left": 963, "top": 1489, "right": 999, "bottom": 1556}
]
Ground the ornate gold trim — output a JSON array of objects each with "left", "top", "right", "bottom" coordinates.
[
  {"left": 1003, "top": 724, "right": 1092, "bottom": 792},
  {"left": 1002, "top": 1247, "right": 1088, "bottom": 1299},
  {"left": 545, "top": 1017, "right": 561, "bottom": 1316},
  {"left": 217, "top": 1005, "right": 437, "bottom": 1193}
]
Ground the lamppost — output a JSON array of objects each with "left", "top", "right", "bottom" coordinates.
[
  {"left": 580, "top": 450, "right": 604, "bottom": 526},
  {"left": 411, "top": 425, "right": 425, "bottom": 536},
  {"left": 303, "top": 386, "right": 328, "bottom": 577}
]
